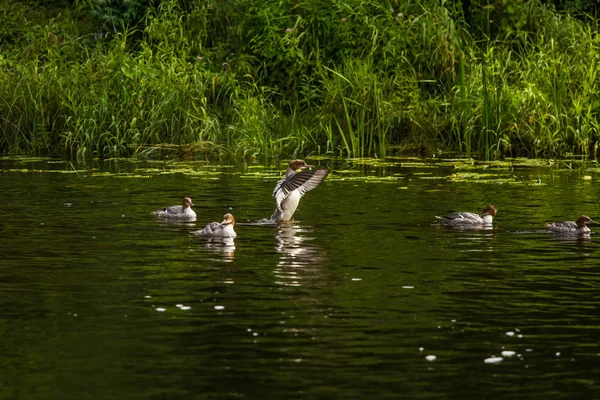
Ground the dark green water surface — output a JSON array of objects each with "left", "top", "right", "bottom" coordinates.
[{"left": 2, "top": 156, "right": 600, "bottom": 399}]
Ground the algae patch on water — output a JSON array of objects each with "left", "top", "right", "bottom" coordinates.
[{"left": 449, "top": 172, "right": 517, "bottom": 184}]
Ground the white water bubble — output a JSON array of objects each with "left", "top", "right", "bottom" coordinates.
[
  {"left": 402, "top": 286, "right": 414, "bottom": 289},
  {"left": 176, "top": 304, "right": 184, "bottom": 308},
  {"left": 419, "top": 347, "right": 424, "bottom": 352},
  {"left": 351, "top": 278, "right": 362, "bottom": 281},
  {"left": 144, "top": 295, "right": 152, "bottom": 298},
  {"left": 484, "top": 357, "right": 503, "bottom": 364},
  {"left": 501, "top": 351, "right": 516, "bottom": 357},
  {"left": 155, "top": 308, "right": 166, "bottom": 312},
  {"left": 214, "top": 305, "right": 225, "bottom": 310},
  {"left": 425, "top": 355, "right": 437, "bottom": 362},
  {"left": 555, "top": 352, "right": 561, "bottom": 357},
  {"left": 506, "top": 331, "right": 515, "bottom": 337},
  {"left": 179, "top": 306, "right": 191, "bottom": 311}
]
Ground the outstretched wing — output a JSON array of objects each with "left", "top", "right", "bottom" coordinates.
[
  {"left": 274, "top": 169, "right": 328, "bottom": 212},
  {"left": 272, "top": 177, "right": 285, "bottom": 199}
]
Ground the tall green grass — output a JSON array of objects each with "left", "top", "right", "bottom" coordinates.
[{"left": 0, "top": 0, "right": 599, "bottom": 160}]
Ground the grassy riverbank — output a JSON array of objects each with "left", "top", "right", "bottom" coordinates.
[{"left": 1, "top": 0, "right": 599, "bottom": 159}]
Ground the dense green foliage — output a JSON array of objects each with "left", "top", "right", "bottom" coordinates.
[{"left": 1, "top": 0, "right": 599, "bottom": 159}]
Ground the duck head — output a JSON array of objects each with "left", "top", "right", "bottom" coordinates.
[
  {"left": 481, "top": 205, "right": 497, "bottom": 217},
  {"left": 288, "top": 159, "right": 313, "bottom": 173},
  {"left": 221, "top": 213, "right": 235, "bottom": 226},
  {"left": 576, "top": 215, "right": 597, "bottom": 227},
  {"left": 182, "top": 197, "right": 194, "bottom": 208}
]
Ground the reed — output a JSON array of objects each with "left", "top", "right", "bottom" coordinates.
[{"left": 1, "top": 0, "right": 599, "bottom": 160}]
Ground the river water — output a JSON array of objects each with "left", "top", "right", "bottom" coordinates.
[{"left": 1, "top": 156, "right": 599, "bottom": 399}]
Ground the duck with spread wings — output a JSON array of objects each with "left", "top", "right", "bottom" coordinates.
[{"left": 270, "top": 160, "right": 328, "bottom": 223}]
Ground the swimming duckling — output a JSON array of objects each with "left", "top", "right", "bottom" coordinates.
[
  {"left": 436, "top": 205, "right": 497, "bottom": 226},
  {"left": 194, "top": 213, "right": 237, "bottom": 238},
  {"left": 546, "top": 215, "right": 597, "bottom": 235},
  {"left": 152, "top": 197, "right": 196, "bottom": 221}
]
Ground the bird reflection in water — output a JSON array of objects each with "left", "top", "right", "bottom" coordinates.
[
  {"left": 201, "top": 236, "right": 236, "bottom": 262},
  {"left": 437, "top": 224, "right": 497, "bottom": 253},
  {"left": 273, "top": 224, "right": 327, "bottom": 287},
  {"left": 547, "top": 231, "right": 593, "bottom": 250},
  {"left": 435, "top": 222, "right": 495, "bottom": 232}
]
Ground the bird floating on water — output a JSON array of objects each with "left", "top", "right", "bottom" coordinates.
[
  {"left": 194, "top": 213, "right": 237, "bottom": 238},
  {"left": 436, "top": 205, "right": 497, "bottom": 226},
  {"left": 545, "top": 215, "right": 597, "bottom": 235},
  {"left": 152, "top": 197, "right": 196, "bottom": 221}
]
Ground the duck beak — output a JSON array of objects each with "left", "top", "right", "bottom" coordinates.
[
  {"left": 297, "top": 164, "right": 313, "bottom": 172},
  {"left": 221, "top": 218, "right": 231, "bottom": 225}
]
